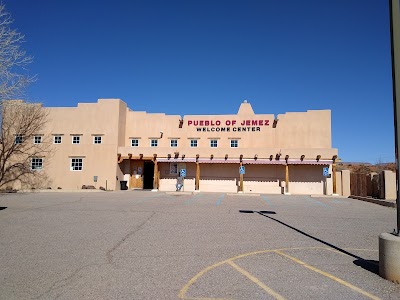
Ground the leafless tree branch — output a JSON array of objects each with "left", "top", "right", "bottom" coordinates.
[
  {"left": 0, "top": 4, "right": 36, "bottom": 101},
  {"left": 0, "top": 100, "right": 52, "bottom": 189}
]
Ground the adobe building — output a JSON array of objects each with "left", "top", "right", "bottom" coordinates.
[{"left": 34, "top": 98, "right": 338, "bottom": 194}]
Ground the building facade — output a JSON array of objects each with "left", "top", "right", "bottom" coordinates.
[{"left": 25, "top": 99, "right": 338, "bottom": 194}]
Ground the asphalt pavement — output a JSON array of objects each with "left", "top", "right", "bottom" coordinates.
[{"left": 0, "top": 191, "right": 399, "bottom": 300}]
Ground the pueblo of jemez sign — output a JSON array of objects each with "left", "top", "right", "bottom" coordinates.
[{"left": 187, "top": 119, "right": 270, "bottom": 132}]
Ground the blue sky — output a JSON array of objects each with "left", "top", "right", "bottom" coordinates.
[{"left": 5, "top": 0, "right": 395, "bottom": 163}]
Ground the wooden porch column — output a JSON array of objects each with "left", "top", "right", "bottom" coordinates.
[
  {"left": 239, "top": 161, "right": 244, "bottom": 192},
  {"left": 332, "top": 155, "right": 338, "bottom": 195},
  {"left": 128, "top": 153, "right": 132, "bottom": 189},
  {"left": 195, "top": 162, "right": 200, "bottom": 190},
  {"left": 285, "top": 163, "right": 289, "bottom": 194},
  {"left": 153, "top": 155, "right": 158, "bottom": 190}
]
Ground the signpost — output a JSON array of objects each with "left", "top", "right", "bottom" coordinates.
[
  {"left": 239, "top": 165, "right": 245, "bottom": 192},
  {"left": 379, "top": 0, "right": 400, "bottom": 282},
  {"left": 179, "top": 169, "right": 186, "bottom": 192}
]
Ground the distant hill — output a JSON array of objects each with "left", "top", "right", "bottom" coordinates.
[{"left": 337, "top": 162, "right": 396, "bottom": 173}]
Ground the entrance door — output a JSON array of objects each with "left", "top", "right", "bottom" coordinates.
[
  {"left": 143, "top": 161, "right": 154, "bottom": 189},
  {"left": 130, "top": 160, "right": 144, "bottom": 189}
]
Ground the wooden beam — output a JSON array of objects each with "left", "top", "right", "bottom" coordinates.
[
  {"left": 153, "top": 159, "right": 158, "bottom": 190},
  {"left": 129, "top": 154, "right": 132, "bottom": 189},
  {"left": 332, "top": 155, "right": 337, "bottom": 194},
  {"left": 239, "top": 161, "right": 243, "bottom": 192},
  {"left": 195, "top": 162, "right": 200, "bottom": 190},
  {"left": 285, "top": 163, "right": 289, "bottom": 194}
]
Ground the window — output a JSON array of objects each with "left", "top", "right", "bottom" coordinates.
[
  {"left": 72, "top": 135, "right": 80, "bottom": 144},
  {"left": 70, "top": 158, "right": 83, "bottom": 171},
  {"left": 131, "top": 139, "right": 139, "bottom": 147},
  {"left": 34, "top": 136, "right": 42, "bottom": 144},
  {"left": 54, "top": 135, "right": 62, "bottom": 144},
  {"left": 93, "top": 136, "right": 102, "bottom": 144},
  {"left": 150, "top": 139, "right": 158, "bottom": 147},
  {"left": 170, "top": 139, "right": 178, "bottom": 147},
  {"left": 15, "top": 135, "right": 23, "bottom": 144},
  {"left": 210, "top": 139, "right": 218, "bottom": 148},
  {"left": 230, "top": 140, "right": 238, "bottom": 148},
  {"left": 170, "top": 163, "right": 178, "bottom": 175},
  {"left": 31, "top": 158, "right": 43, "bottom": 170},
  {"left": 190, "top": 139, "right": 198, "bottom": 148}
]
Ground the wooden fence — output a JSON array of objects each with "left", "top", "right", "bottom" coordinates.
[{"left": 350, "top": 172, "right": 381, "bottom": 198}]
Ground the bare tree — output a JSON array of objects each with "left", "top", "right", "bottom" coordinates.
[
  {"left": 0, "top": 101, "right": 52, "bottom": 189},
  {"left": 0, "top": 4, "right": 35, "bottom": 101},
  {"left": 0, "top": 5, "right": 50, "bottom": 190}
]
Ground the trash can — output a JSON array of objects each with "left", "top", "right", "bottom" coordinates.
[{"left": 120, "top": 181, "right": 128, "bottom": 190}]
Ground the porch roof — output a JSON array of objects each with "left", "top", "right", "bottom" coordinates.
[
  {"left": 155, "top": 157, "right": 333, "bottom": 165},
  {"left": 157, "top": 157, "right": 196, "bottom": 163}
]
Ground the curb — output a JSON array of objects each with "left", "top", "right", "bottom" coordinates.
[{"left": 349, "top": 195, "right": 397, "bottom": 208}]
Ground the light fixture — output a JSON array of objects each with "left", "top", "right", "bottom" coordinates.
[{"left": 300, "top": 155, "right": 305, "bottom": 161}]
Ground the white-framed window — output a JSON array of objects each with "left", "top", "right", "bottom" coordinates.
[
  {"left": 170, "top": 139, "right": 178, "bottom": 147},
  {"left": 31, "top": 158, "right": 43, "bottom": 170},
  {"left": 15, "top": 135, "right": 23, "bottom": 144},
  {"left": 230, "top": 139, "right": 238, "bottom": 148},
  {"left": 72, "top": 135, "right": 80, "bottom": 144},
  {"left": 53, "top": 135, "right": 62, "bottom": 144},
  {"left": 70, "top": 158, "right": 83, "bottom": 171},
  {"left": 150, "top": 139, "right": 158, "bottom": 147},
  {"left": 210, "top": 139, "right": 218, "bottom": 148},
  {"left": 34, "top": 135, "right": 42, "bottom": 144},
  {"left": 170, "top": 163, "right": 178, "bottom": 175},
  {"left": 190, "top": 139, "right": 198, "bottom": 148},
  {"left": 93, "top": 136, "right": 102, "bottom": 144},
  {"left": 131, "top": 139, "right": 139, "bottom": 147}
]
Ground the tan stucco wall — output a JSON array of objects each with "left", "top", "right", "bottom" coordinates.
[
  {"left": 383, "top": 170, "right": 396, "bottom": 200},
  {"left": 341, "top": 170, "right": 351, "bottom": 197},
  {"left": 118, "top": 101, "right": 337, "bottom": 161},
  {"left": 336, "top": 171, "right": 343, "bottom": 196},
  {"left": 287, "top": 165, "right": 326, "bottom": 195},
  {"left": 42, "top": 99, "right": 124, "bottom": 190}
]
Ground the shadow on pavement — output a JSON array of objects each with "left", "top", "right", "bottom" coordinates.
[
  {"left": 239, "top": 209, "right": 379, "bottom": 275},
  {"left": 353, "top": 259, "right": 379, "bottom": 275}
]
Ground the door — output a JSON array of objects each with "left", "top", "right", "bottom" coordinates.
[
  {"left": 130, "top": 160, "right": 144, "bottom": 189},
  {"left": 143, "top": 161, "right": 154, "bottom": 189}
]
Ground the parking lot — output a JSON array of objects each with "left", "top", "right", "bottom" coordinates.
[{"left": 1, "top": 191, "right": 400, "bottom": 299}]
